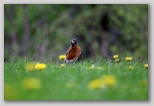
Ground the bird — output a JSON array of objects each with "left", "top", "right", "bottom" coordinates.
[{"left": 64, "top": 38, "right": 81, "bottom": 63}]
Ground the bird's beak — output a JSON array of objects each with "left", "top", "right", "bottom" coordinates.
[{"left": 71, "top": 40, "right": 74, "bottom": 44}]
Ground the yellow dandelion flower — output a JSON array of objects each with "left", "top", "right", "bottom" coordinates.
[
  {"left": 102, "top": 75, "right": 116, "bottom": 87},
  {"left": 89, "top": 64, "right": 95, "bottom": 69},
  {"left": 125, "top": 57, "right": 133, "bottom": 62},
  {"left": 97, "top": 67, "right": 102, "bottom": 70},
  {"left": 25, "top": 63, "right": 36, "bottom": 71},
  {"left": 128, "top": 66, "right": 134, "bottom": 69},
  {"left": 113, "top": 55, "right": 119, "bottom": 59},
  {"left": 88, "top": 78, "right": 105, "bottom": 90},
  {"left": 59, "top": 55, "right": 66, "bottom": 60},
  {"left": 144, "top": 64, "right": 148, "bottom": 69},
  {"left": 114, "top": 58, "right": 120, "bottom": 62},
  {"left": 22, "top": 78, "right": 41, "bottom": 90},
  {"left": 4, "top": 83, "right": 17, "bottom": 100},
  {"left": 87, "top": 75, "right": 116, "bottom": 90},
  {"left": 35, "top": 63, "right": 46, "bottom": 70},
  {"left": 60, "top": 64, "right": 66, "bottom": 67}
]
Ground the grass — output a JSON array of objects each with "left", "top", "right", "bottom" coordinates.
[{"left": 4, "top": 57, "right": 148, "bottom": 100}]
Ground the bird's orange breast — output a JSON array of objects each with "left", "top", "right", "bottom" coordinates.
[{"left": 66, "top": 45, "right": 81, "bottom": 60}]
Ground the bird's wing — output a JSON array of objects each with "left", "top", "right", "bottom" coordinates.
[{"left": 65, "top": 46, "right": 71, "bottom": 56}]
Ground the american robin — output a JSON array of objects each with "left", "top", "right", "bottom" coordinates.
[{"left": 64, "top": 38, "right": 81, "bottom": 63}]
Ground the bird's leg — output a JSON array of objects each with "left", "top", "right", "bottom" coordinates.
[
  {"left": 63, "top": 58, "right": 66, "bottom": 64},
  {"left": 72, "top": 61, "right": 75, "bottom": 64}
]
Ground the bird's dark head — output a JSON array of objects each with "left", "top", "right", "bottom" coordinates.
[{"left": 70, "top": 38, "right": 78, "bottom": 46}]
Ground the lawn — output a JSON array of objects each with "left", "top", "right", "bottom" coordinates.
[{"left": 4, "top": 57, "right": 148, "bottom": 100}]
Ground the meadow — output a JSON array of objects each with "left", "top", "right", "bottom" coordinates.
[{"left": 4, "top": 56, "right": 148, "bottom": 100}]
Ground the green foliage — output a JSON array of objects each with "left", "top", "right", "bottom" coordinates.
[
  {"left": 4, "top": 58, "right": 148, "bottom": 100},
  {"left": 4, "top": 4, "right": 148, "bottom": 62}
]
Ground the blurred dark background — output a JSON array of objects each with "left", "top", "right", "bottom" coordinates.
[{"left": 4, "top": 4, "right": 148, "bottom": 62}]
